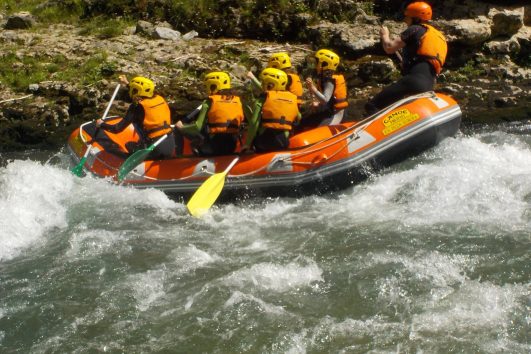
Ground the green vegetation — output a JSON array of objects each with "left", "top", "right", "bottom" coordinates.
[
  {"left": 78, "top": 16, "right": 134, "bottom": 39},
  {"left": 444, "top": 59, "right": 486, "bottom": 83},
  {"left": 0, "top": 52, "right": 48, "bottom": 90},
  {"left": 3, "top": 0, "right": 378, "bottom": 40},
  {"left": 3, "top": 0, "right": 83, "bottom": 24},
  {"left": 0, "top": 50, "right": 117, "bottom": 91},
  {"left": 2, "top": 0, "right": 43, "bottom": 13},
  {"left": 358, "top": 1, "right": 375, "bottom": 16}
]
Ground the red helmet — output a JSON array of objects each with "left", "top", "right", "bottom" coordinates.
[{"left": 404, "top": 2, "right": 432, "bottom": 21}]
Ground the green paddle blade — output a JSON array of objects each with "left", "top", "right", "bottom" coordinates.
[
  {"left": 186, "top": 171, "right": 228, "bottom": 217},
  {"left": 71, "top": 156, "right": 87, "bottom": 177},
  {"left": 117, "top": 146, "right": 154, "bottom": 182}
]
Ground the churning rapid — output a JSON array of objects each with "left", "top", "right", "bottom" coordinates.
[{"left": 1, "top": 122, "right": 530, "bottom": 353}]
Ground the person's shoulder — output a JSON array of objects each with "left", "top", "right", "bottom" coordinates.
[
  {"left": 148, "top": 94, "right": 169, "bottom": 104},
  {"left": 402, "top": 24, "right": 426, "bottom": 37}
]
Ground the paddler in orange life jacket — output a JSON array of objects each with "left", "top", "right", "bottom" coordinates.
[
  {"left": 97, "top": 75, "right": 175, "bottom": 159},
  {"left": 299, "top": 49, "right": 348, "bottom": 129},
  {"left": 241, "top": 68, "right": 301, "bottom": 153},
  {"left": 247, "top": 52, "right": 304, "bottom": 108},
  {"left": 365, "top": 1, "right": 447, "bottom": 115},
  {"left": 175, "top": 71, "right": 244, "bottom": 156}
]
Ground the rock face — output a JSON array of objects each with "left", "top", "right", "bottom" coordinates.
[
  {"left": 0, "top": 0, "right": 529, "bottom": 151},
  {"left": 4, "top": 12, "right": 35, "bottom": 30}
]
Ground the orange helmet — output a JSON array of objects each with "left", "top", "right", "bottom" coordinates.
[{"left": 404, "top": 2, "right": 432, "bottom": 21}]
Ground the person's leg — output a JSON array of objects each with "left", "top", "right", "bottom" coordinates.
[
  {"left": 174, "top": 131, "right": 185, "bottom": 155},
  {"left": 150, "top": 133, "right": 176, "bottom": 159},
  {"left": 210, "top": 134, "right": 237, "bottom": 155},
  {"left": 320, "top": 110, "right": 344, "bottom": 126},
  {"left": 365, "top": 72, "right": 434, "bottom": 115},
  {"left": 253, "top": 129, "right": 288, "bottom": 152},
  {"left": 298, "top": 110, "right": 331, "bottom": 130},
  {"left": 199, "top": 134, "right": 237, "bottom": 156}
]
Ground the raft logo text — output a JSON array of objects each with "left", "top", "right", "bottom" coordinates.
[{"left": 382, "top": 109, "right": 420, "bottom": 135}]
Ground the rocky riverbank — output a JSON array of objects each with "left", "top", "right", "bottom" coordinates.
[{"left": 0, "top": 0, "right": 529, "bottom": 151}]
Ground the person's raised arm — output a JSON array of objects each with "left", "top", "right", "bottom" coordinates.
[
  {"left": 247, "top": 71, "right": 262, "bottom": 89},
  {"left": 380, "top": 26, "right": 406, "bottom": 54}
]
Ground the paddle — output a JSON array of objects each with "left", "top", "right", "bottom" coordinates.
[
  {"left": 116, "top": 128, "right": 174, "bottom": 182},
  {"left": 71, "top": 84, "right": 121, "bottom": 176},
  {"left": 186, "top": 157, "right": 240, "bottom": 217},
  {"left": 116, "top": 103, "right": 204, "bottom": 182}
]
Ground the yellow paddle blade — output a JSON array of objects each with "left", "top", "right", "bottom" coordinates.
[{"left": 186, "top": 171, "right": 228, "bottom": 217}]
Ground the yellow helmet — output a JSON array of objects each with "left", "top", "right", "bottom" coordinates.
[
  {"left": 204, "top": 71, "right": 231, "bottom": 94},
  {"left": 268, "top": 52, "right": 292, "bottom": 70},
  {"left": 260, "top": 68, "right": 288, "bottom": 91},
  {"left": 315, "top": 49, "right": 340, "bottom": 73},
  {"left": 129, "top": 76, "right": 155, "bottom": 98}
]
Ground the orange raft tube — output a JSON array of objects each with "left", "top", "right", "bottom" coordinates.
[{"left": 67, "top": 92, "right": 461, "bottom": 197}]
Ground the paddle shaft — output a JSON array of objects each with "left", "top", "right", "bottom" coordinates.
[
  {"left": 83, "top": 85, "right": 121, "bottom": 154},
  {"left": 223, "top": 157, "right": 240, "bottom": 174},
  {"left": 149, "top": 124, "right": 176, "bottom": 149},
  {"left": 72, "top": 84, "right": 121, "bottom": 175}
]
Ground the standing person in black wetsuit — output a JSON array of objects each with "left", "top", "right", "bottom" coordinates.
[{"left": 365, "top": 1, "right": 447, "bottom": 115}]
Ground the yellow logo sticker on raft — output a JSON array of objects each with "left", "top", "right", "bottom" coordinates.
[{"left": 382, "top": 109, "right": 420, "bottom": 135}]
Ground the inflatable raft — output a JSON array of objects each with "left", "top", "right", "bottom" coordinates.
[{"left": 67, "top": 92, "right": 461, "bottom": 198}]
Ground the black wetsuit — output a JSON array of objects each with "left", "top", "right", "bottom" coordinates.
[
  {"left": 365, "top": 24, "right": 436, "bottom": 115},
  {"left": 100, "top": 102, "right": 175, "bottom": 159}
]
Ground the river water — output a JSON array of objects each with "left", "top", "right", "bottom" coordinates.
[{"left": 0, "top": 121, "right": 530, "bottom": 353}]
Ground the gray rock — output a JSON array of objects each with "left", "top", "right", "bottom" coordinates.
[
  {"left": 489, "top": 8, "right": 524, "bottom": 37},
  {"left": 135, "top": 20, "right": 155, "bottom": 37},
  {"left": 494, "top": 96, "right": 518, "bottom": 108},
  {"left": 356, "top": 58, "right": 395, "bottom": 84},
  {"left": 443, "top": 18, "right": 492, "bottom": 45},
  {"left": 28, "top": 84, "right": 40, "bottom": 92},
  {"left": 154, "top": 27, "right": 181, "bottom": 41},
  {"left": 306, "top": 22, "right": 381, "bottom": 56},
  {"left": 4, "top": 12, "right": 36, "bottom": 30},
  {"left": 485, "top": 37, "right": 520, "bottom": 55},
  {"left": 182, "top": 30, "right": 198, "bottom": 41}
]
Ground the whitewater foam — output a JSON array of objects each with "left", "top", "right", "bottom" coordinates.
[
  {"left": 0, "top": 160, "right": 72, "bottom": 261},
  {"left": 222, "top": 260, "right": 323, "bottom": 292}
]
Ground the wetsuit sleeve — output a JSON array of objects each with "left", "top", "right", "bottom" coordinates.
[
  {"left": 313, "top": 79, "right": 335, "bottom": 105},
  {"left": 182, "top": 104, "right": 202, "bottom": 123},
  {"left": 243, "top": 98, "right": 264, "bottom": 149},
  {"left": 250, "top": 75, "right": 262, "bottom": 89},
  {"left": 100, "top": 103, "right": 144, "bottom": 133},
  {"left": 180, "top": 100, "right": 210, "bottom": 136},
  {"left": 400, "top": 25, "right": 426, "bottom": 46}
]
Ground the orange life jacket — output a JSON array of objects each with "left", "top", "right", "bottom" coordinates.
[
  {"left": 139, "top": 95, "right": 172, "bottom": 139},
  {"left": 417, "top": 24, "right": 447, "bottom": 75},
  {"left": 206, "top": 95, "right": 244, "bottom": 134},
  {"left": 287, "top": 73, "right": 303, "bottom": 106},
  {"left": 261, "top": 91, "right": 299, "bottom": 131},
  {"left": 319, "top": 74, "right": 348, "bottom": 111}
]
